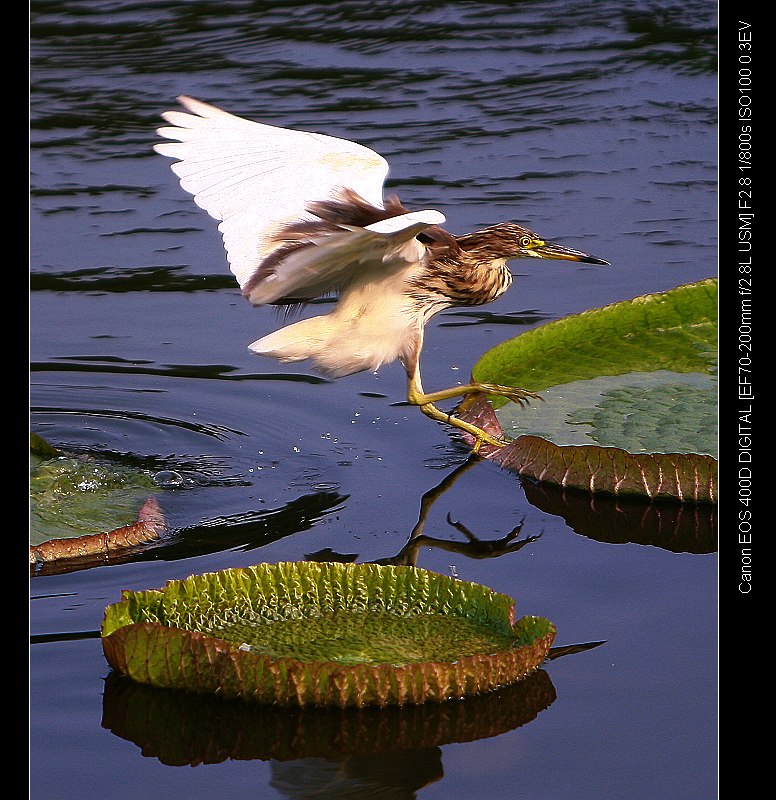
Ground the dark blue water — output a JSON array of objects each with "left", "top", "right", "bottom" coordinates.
[{"left": 30, "top": 2, "right": 717, "bottom": 798}]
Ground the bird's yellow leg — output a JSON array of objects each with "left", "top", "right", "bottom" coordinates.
[
  {"left": 406, "top": 374, "right": 511, "bottom": 451},
  {"left": 410, "top": 382, "right": 542, "bottom": 408}
]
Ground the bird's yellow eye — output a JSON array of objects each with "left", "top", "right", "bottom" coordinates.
[{"left": 520, "top": 236, "right": 533, "bottom": 248}]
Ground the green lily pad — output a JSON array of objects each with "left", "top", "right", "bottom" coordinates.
[
  {"left": 101, "top": 562, "right": 556, "bottom": 707},
  {"left": 467, "top": 279, "right": 717, "bottom": 502},
  {"left": 30, "top": 431, "right": 60, "bottom": 460},
  {"left": 473, "top": 278, "right": 717, "bottom": 400}
]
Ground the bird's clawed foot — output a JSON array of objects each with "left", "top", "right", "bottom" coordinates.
[
  {"left": 416, "top": 401, "right": 508, "bottom": 453},
  {"left": 469, "top": 428, "right": 509, "bottom": 455},
  {"left": 470, "top": 382, "right": 543, "bottom": 408},
  {"left": 407, "top": 378, "right": 540, "bottom": 452},
  {"left": 455, "top": 383, "right": 543, "bottom": 453}
]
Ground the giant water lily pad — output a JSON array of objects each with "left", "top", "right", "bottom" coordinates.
[
  {"left": 466, "top": 279, "right": 717, "bottom": 503},
  {"left": 101, "top": 562, "right": 555, "bottom": 707}
]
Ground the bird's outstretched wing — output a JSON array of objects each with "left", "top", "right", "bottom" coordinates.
[{"left": 154, "top": 96, "right": 444, "bottom": 304}]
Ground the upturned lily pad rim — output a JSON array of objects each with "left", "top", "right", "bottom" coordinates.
[
  {"left": 458, "top": 395, "right": 717, "bottom": 504},
  {"left": 30, "top": 496, "right": 166, "bottom": 575},
  {"left": 101, "top": 561, "right": 556, "bottom": 707}
]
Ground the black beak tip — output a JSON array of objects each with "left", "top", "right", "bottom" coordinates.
[{"left": 582, "top": 255, "right": 610, "bottom": 266}]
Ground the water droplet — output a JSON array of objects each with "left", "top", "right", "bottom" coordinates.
[
  {"left": 313, "top": 481, "right": 339, "bottom": 491},
  {"left": 153, "top": 470, "right": 185, "bottom": 487}
]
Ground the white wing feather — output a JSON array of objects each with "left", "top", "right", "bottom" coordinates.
[
  {"left": 154, "top": 96, "right": 444, "bottom": 300},
  {"left": 246, "top": 210, "right": 445, "bottom": 304}
]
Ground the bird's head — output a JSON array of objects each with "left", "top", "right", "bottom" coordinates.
[{"left": 457, "top": 222, "right": 609, "bottom": 265}]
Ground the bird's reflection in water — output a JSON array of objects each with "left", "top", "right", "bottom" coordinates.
[
  {"left": 381, "top": 454, "right": 542, "bottom": 567},
  {"left": 308, "top": 454, "right": 542, "bottom": 569},
  {"left": 307, "top": 449, "right": 718, "bottom": 567}
]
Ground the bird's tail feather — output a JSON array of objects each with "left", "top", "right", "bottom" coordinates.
[
  {"left": 249, "top": 314, "right": 386, "bottom": 379},
  {"left": 249, "top": 315, "right": 330, "bottom": 363}
]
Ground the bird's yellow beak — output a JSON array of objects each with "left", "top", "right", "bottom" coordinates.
[{"left": 533, "top": 241, "right": 609, "bottom": 265}]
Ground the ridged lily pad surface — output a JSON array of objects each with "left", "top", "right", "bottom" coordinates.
[
  {"left": 468, "top": 279, "right": 717, "bottom": 503},
  {"left": 101, "top": 562, "right": 556, "bottom": 707}
]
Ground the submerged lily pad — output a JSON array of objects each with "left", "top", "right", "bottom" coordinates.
[
  {"left": 498, "top": 371, "right": 716, "bottom": 457},
  {"left": 30, "top": 433, "right": 166, "bottom": 572},
  {"left": 101, "top": 562, "right": 556, "bottom": 707},
  {"left": 30, "top": 452, "right": 157, "bottom": 544},
  {"left": 467, "top": 279, "right": 717, "bottom": 502}
]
